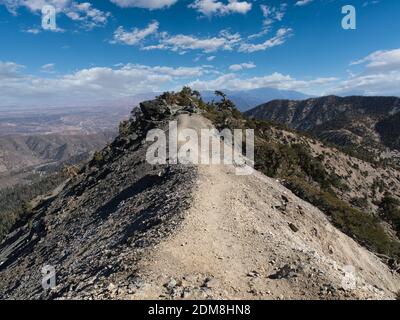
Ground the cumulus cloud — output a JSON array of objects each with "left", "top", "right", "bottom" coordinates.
[
  {"left": 260, "top": 3, "right": 287, "bottom": 26},
  {"left": 4, "top": 49, "right": 400, "bottom": 108},
  {"left": 64, "top": 2, "right": 111, "bottom": 29},
  {"left": 111, "top": 21, "right": 159, "bottom": 45},
  {"left": 228, "top": 62, "right": 255, "bottom": 71},
  {"left": 188, "top": 72, "right": 337, "bottom": 92},
  {"left": 193, "top": 48, "right": 400, "bottom": 97},
  {"left": 110, "top": 0, "right": 177, "bottom": 9},
  {"left": 142, "top": 27, "right": 289, "bottom": 54},
  {"left": 335, "top": 73, "right": 400, "bottom": 96},
  {"left": 189, "top": 0, "right": 252, "bottom": 16},
  {"left": 0, "top": 0, "right": 110, "bottom": 29},
  {"left": 350, "top": 49, "right": 400, "bottom": 73},
  {"left": 0, "top": 0, "right": 70, "bottom": 14},
  {"left": 333, "top": 48, "right": 400, "bottom": 96},
  {"left": 0, "top": 61, "right": 206, "bottom": 106},
  {"left": 0, "top": 61, "right": 24, "bottom": 79},
  {"left": 143, "top": 30, "right": 241, "bottom": 53}
]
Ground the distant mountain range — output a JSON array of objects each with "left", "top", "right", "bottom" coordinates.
[
  {"left": 0, "top": 87, "right": 310, "bottom": 113},
  {"left": 88, "top": 87, "right": 310, "bottom": 112},
  {"left": 245, "top": 95, "right": 400, "bottom": 159},
  {"left": 201, "top": 88, "right": 310, "bottom": 111}
]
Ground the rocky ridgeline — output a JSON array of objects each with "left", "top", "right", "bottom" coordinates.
[
  {"left": 1, "top": 93, "right": 399, "bottom": 300},
  {"left": 245, "top": 95, "right": 400, "bottom": 163},
  {"left": 0, "top": 96, "right": 201, "bottom": 299}
]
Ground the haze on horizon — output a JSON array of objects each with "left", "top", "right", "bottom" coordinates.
[{"left": 0, "top": 0, "right": 399, "bottom": 107}]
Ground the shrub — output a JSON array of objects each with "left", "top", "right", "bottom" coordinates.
[
  {"left": 92, "top": 151, "right": 104, "bottom": 164},
  {"left": 379, "top": 195, "right": 400, "bottom": 237},
  {"left": 196, "top": 87, "right": 400, "bottom": 263},
  {"left": 285, "top": 177, "right": 397, "bottom": 259},
  {"left": 0, "top": 172, "right": 66, "bottom": 241},
  {"left": 118, "top": 120, "right": 130, "bottom": 137}
]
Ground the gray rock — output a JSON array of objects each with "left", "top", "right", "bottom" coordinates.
[
  {"left": 140, "top": 100, "right": 172, "bottom": 120},
  {"left": 288, "top": 223, "right": 299, "bottom": 233},
  {"left": 268, "top": 264, "right": 299, "bottom": 279}
]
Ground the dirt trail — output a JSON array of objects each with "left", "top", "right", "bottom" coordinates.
[{"left": 131, "top": 114, "right": 400, "bottom": 300}]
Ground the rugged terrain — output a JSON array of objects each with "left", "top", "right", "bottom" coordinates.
[
  {"left": 245, "top": 95, "right": 400, "bottom": 162},
  {"left": 0, "top": 105, "right": 131, "bottom": 136},
  {"left": 0, "top": 91, "right": 399, "bottom": 300},
  {"left": 0, "top": 132, "right": 115, "bottom": 175}
]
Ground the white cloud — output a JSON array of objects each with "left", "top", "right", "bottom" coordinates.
[
  {"left": 333, "top": 48, "right": 400, "bottom": 95},
  {"left": 295, "top": 0, "right": 314, "bottom": 6},
  {"left": 143, "top": 30, "right": 241, "bottom": 53},
  {"left": 110, "top": 0, "right": 178, "bottom": 9},
  {"left": 350, "top": 49, "right": 400, "bottom": 73},
  {"left": 207, "top": 56, "right": 216, "bottom": 61},
  {"left": 4, "top": 47, "right": 400, "bottom": 108},
  {"left": 0, "top": 0, "right": 70, "bottom": 14},
  {"left": 239, "top": 28, "right": 292, "bottom": 53},
  {"left": 260, "top": 3, "right": 287, "bottom": 26},
  {"left": 246, "top": 3, "right": 287, "bottom": 40},
  {"left": 23, "top": 28, "right": 41, "bottom": 34},
  {"left": 40, "top": 63, "right": 56, "bottom": 74},
  {"left": 143, "top": 65, "right": 204, "bottom": 77},
  {"left": 228, "top": 62, "right": 255, "bottom": 71},
  {"left": 335, "top": 72, "right": 400, "bottom": 96},
  {"left": 0, "top": 1, "right": 110, "bottom": 29},
  {"left": 111, "top": 21, "right": 159, "bottom": 45},
  {"left": 189, "top": 0, "right": 252, "bottom": 16},
  {"left": 189, "top": 72, "right": 337, "bottom": 92},
  {"left": 247, "top": 28, "right": 269, "bottom": 40},
  {"left": 65, "top": 2, "right": 111, "bottom": 29},
  {"left": 0, "top": 61, "right": 207, "bottom": 106},
  {"left": 0, "top": 61, "right": 24, "bottom": 79},
  {"left": 1, "top": 61, "right": 336, "bottom": 106}
]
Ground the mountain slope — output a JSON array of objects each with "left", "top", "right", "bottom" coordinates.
[
  {"left": 134, "top": 160, "right": 399, "bottom": 300},
  {"left": 245, "top": 96, "right": 400, "bottom": 159},
  {"left": 0, "top": 92, "right": 399, "bottom": 300},
  {"left": 0, "top": 132, "right": 115, "bottom": 175},
  {"left": 0, "top": 105, "right": 198, "bottom": 299}
]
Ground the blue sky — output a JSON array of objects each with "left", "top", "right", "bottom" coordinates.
[{"left": 0, "top": 0, "right": 399, "bottom": 106}]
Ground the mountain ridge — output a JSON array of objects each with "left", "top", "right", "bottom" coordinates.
[
  {"left": 0, "top": 89, "right": 399, "bottom": 299},
  {"left": 245, "top": 95, "right": 400, "bottom": 162}
]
